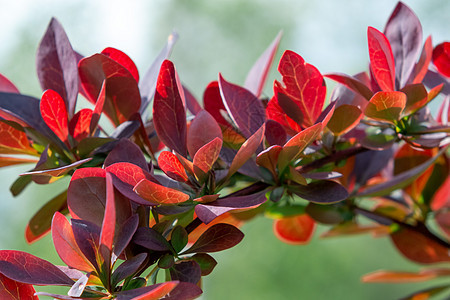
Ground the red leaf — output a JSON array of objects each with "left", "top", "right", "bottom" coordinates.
[
  {"left": 391, "top": 227, "right": 450, "bottom": 264},
  {"left": 384, "top": 2, "right": 423, "bottom": 88},
  {"left": 0, "top": 273, "right": 38, "bottom": 300},
  {"left": 265, "top": 120, "right": 286, "bottom": 146},
  {"left": 78, "top": 54, "right": 140, "bottom": 126},
  {"left": 367, "top": 27, "right": 396, "bottom": 91},
  {"left": 203, "top": 81, "right": 230, "bottom": 126},
  {"left": 327, "top": 104, "right": 362, "bottom": 136},
  {"left": 227, "top": 124, "right": 265, "bottom": 179},
  {"left": 115, "top": 281, "right": 178, "bottom": 300},
  {"left": 256, "top": 145, "right": 282, "bottom": 178},
  {"left": 0, "top": 73, "right": 19, "bottom": 93},
  {"left": 401, "top": 83, "right": 428, "bottom": 116},
  {"left": 104, "top": 139, "right": 149, "bottom": 171},
  {"left": 219, "top": 74, "right": 266, "bottom": 138},
  {"left": 275, "top": 50, "right": 326, "bottom": 128},
  {"left": 40, "top": 89, "right": 69, "bottom": 143},
  {"left": 69, "top": 108, "right": 93, "bottom": 141},
  {"left": 273, "top": 214, "right": 315, "bottom": 245},
  {"left": 0, "top": 250, "right": 74, "bottom": 285},
  {"left": 158, "top": 151, "right": 188, "bottom": 182},
  {"left": 431, "top": 176, "right": 450, "bottom": 211},
  {"left": 184, "top": 85, "right": 202, "bottom": 115},
  {"left": 36, "top": 18, "right": 79, "bottom": 117},
  {"left": 244, "top": 31, "right": 282, "bottom": 97},
  {"left": 187, "top": 110, "right": 222, "bottom": 158},
  {"left": 193, "top": 137, "right": 222, "bottom": 183},
  {"left": 183, "top": 223, "right": 244, "bottom": 254},
  {"left": 0, "top": 156, "right": 38, "bottom": 168},
  {"left": 101, "top": 47, "right": 139, "bottom": 82},
  {"left": 409, "top": 36, "right": 432, "bottom": 84},
  {"left": 89, "top": 80, "right": 106, "bottom": 134},
  {"left": 153, "top": 60, "right": 187, "bottom": 156},
  {"left": 364, "top": 91, "right": 406, "bottom": 122},
  {"left": 0, "top": 120, "right": 37, "bottom": 155},
  {"left": 51, "top": 212, "right": 95, "bottom": 272},
  {"left": 133, "top": 179, "right": 190, "bottom": 205},
  {"left": 99, "top": 173, "right": 116, "bottom": 268},
  {"left": 433, "top": 42, "right": 450, "bottom": 78},
  {"left": 325, "top": 73, "right": 373, "bottom": 100},
  {"left": 278, "top": 122, "right": 322, "bottom": 172}
]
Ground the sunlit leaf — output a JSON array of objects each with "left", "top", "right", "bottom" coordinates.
[
  {"left": 69, "top": 108, "right": 92, "bottom": 141},
  {"left": 364, "top": 91, "right": 406, "bottom": 122},
  {"left": 115, "top": 281, "right": 178, "bottom": 300},
  {"left": 101, "top": 47, "right": 139, "bottom": 82},
  {"left": 133, "top": 179, "right": 190, "bottom": 205},
  {"left": 40, "top": 89, "right": 69, "bottom": 143},
  {"left": 193, "top": 137, "right": 222, "bottom": 183},
  {"left": 327, "top": 104, "right": 362, "bottom": 136},
  {"left": 0, "top": 273, "right": 38, "bottom": 300},
  {"left": 401, "top": 83, "right": 428, "bottom": 116},
  {"left": 153, "top": 60, "right": 187, "bottom": 156},
  {"left": 410, "top": 36, "right": 433, "bottom": 84},
  {"left": 158, "top": 151, "right": 188, "bottom": 182},
  {"left": 432, "top": 42, "right": 450, "bottom": 78},
  {"left": 325, "top": 73, "right": 373, "bottom": 100},
  {"left": 367, "top": 26, "right": 396, "bottom": 91},
  {"left": 0, "top": 120, "right": 37, "bottom": 155}
]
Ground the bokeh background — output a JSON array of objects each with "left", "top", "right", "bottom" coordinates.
[{"left": 0, "top": 0, "right": 449, "bottom": 299}]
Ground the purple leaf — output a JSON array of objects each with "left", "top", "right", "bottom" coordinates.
[
  {"left": 0, "top": 250, "right": 73, "bottom": 285},
  {"left": 104, "top": 139, "right": 149, "bottom": 172},
  {"left": 265, "top": 120, "right": 286, "bottom": 146},
  {"left": 139, "top": 32, "right": 178, "bottom": 117},
  {"left": 111, "top": 253, "right": 147, "bottom": 287},
  {"left": 184, "top": 85, "right": 202, "bottom": 115},
  {"left": 169, "top": 261, "right": 201, "bottom": 284},
  {"left": 160, "top": 281, "right": 203, "bottom": 300},
  {"left": 351, "top": 148, "right": 394, "bottom": 186},
  {"left": 153, "top": 60, "right": 187, "bottom": 156},
  {"left": 384, "top": 2, "right": 423, "bottom": 88},
  {"left": 36, "top": 18, "right": 79, "bottom": 117},
  {"left": 114, "top": 214, "right": 139, "bottom": 258},
  {"left": 183, "top": 223, "right": 244, "bottom": 254},
  {"left": 290, "top": 180, "right": 348, "bottom": 204},
  {"left": 71, "top": 220, "right": 100, "bottom": 270},
  {"left": 244, "top": 31, "right": 282, "bottom": 97},
  {"left": 219, "top": 74, "right": 266, "bottom": 138},
  {"left": 195, "top": 191, "right": 267, "bottom": 224},
  {"left": 187, "top": 110, "right": 223, "bottom": 158},
  {"left": 115, "top": 281, "right": 178, "bottom": 300},
  {"left": 133, "top": 227, "right": 172, "bottom": 252}
]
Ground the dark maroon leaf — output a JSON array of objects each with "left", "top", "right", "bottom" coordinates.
[
  {"left": 187, "top": 110, "right": 223, "bottom": 158},
  {"left": 37, "top": 18, "right": 79, "bottom": 117},
  {"left": 153, "top": 60, "right": 187, "bottom": 156},
  {"left": 265, "top": 120, "right": 286, "bottom": 146},
  {"left": 244, "top": 31, "right": 282, "bottom": 97},
  {"left": 184, "top": 86, "right": 202, "bottom": 115},
  {"left": 139, "top": 32, "right": 178, "bottom": 116},
  {"left": 133, "top": 227, "right": 172, "bottom": 252},
  {"left": 0, "top": 250, "right": 73, "bottom": 285},
  {"left": 195, "top": 191, "right": 267, "bottom": 224},
  {"left": 276, "top": 90, "right": 304, "bottom": 125},
  {"left": 384, "top": 2, "right": 423, "bottom": 88},
  {"left": 104, "top": 138, "right": 149, "bottom": 171},
  {"left": 161, "top": 281, "right": 203, "bottom": 300},
  {"left": 169, "top": 261, "right": 201, "bottom": 284},
  {"left": 325, "top": 73, "right": 373, "bottom": 100},
  {"left": 114, "top": 214, "right": 139, "bottom": 258},
  {"left": 289, "top": 181, "right": 348, "bottom": 204},
  {"left": 71, "top": 219, "right": 100, "bottom": 270},
  {"left": 183, "top": 223, "right": 244, "bottom": 254},
  {"left": 351, "top": 148, "right": 394, "bottom": 186},
  {"left": 191, "top": 253, "right": 217, "bottom": 276},
  {"left": 219, "top": 74, "right": 266, "bottom": 138},
  {"left": 111, "top": 253, "right": 147, "bottom": 287}
]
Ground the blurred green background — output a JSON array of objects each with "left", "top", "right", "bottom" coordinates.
[{"left": 0, "top": 0, "right": 449, "bottom": 299}]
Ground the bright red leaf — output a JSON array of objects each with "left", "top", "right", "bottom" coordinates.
[
  {"left": 275, "top": 50, "right": 326, "bottom": 128},
  {"left": 367, "top": 26, "right": 396, "bottom": 91},
  {"left": 158, "top": 151, "right": 188, "bottom": 182},
  {"left": 69, "top": 108, "right": 93, "bottom": 141},
  {"left": 0, "top": 120, "right": 37, "bottom": 155},
  {"left": 273, "top": 214, "right": 315, "bottom": 245},
  {"left": 101, "top": 47, "right": 139, "bottom": 82},
  {"left": 133, "top": 178, "right": 190, "bottom": 205},
  {"left": 99, "top": 173, "right": 116, "bottom": 270},
  {"left": 0, "top": 273, "right": 38, "bottom": 300},
  {"left": 410, "top": 36, "right": 433, "bottom": 84},
  {"left": 433, "top": 42, "right": 450, "bottom": 78},
  {"left": 89, "top": 80, "right": 106, "bottom": 134},
  {"left": 153, "top": 60, "right": 187, "bottom": 156},
  {"left": 203, "top": 81, "right": 230, "bottom": 126},
  {"left": 115, "top": 281, "right": 178, "bottom": 300},
  {"left": 40, "top": 89, "right": 69, "bottom": 143}
]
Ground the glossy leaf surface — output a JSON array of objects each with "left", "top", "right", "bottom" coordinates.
[
  {"left": 101, "top": 47, "right": 139, "bottom": 82},
  {"left": 40, "top": 89, "right": 69, "bottom": 143},
  {"left": 193, "top": 137, "right": 222, "bottom": 183},
  {"left": 0, "top": 273, "right": 38, "bottom": 300},
  {"left": 0, "top": 120, "right": 37, "bottom": 155},
  {"left": 133, "top": 179, "right": 190, "bottom": 205},
  {"left": 364, "top": 91, "right": 406, "bottom": 122},
  {"left": 158, "top": 151, "right": 188, "bottom": 182},
  {"left": 368, "top": 26, "right": 396, "bottom": 91}
]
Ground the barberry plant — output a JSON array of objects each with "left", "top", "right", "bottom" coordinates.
[{"left": 0, "top": 2, "right": 449, "bottom": 299}]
